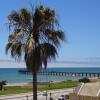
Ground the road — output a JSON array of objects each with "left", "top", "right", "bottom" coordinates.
[{"left": 0, "top": 89, "right": 73, "bottom": 100}]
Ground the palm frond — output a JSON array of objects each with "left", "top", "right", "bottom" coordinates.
[
  {"left": 44, "top": 29, "right": 65, "bottom": 47},
  {"left": 19, "top": 8, "right": 31, "bottom": 24},
  {"left": 39, "top": 43, "right": 57, "bottom": 68},
  {"left": 5, "top": 43, "right": 12, "bottom": 54},
  {"left": 6, "top": 5, "right": 65, "bottom": 73},
  {"left": 8, "top": 11, "right": 20, "bottom": 23}
]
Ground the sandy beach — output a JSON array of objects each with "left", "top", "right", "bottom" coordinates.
[
  {"left": 6, "top": 77, "right": 100, "bottom": 87},
  {"left": 6, "top": 82, "right": 33, "bottom": 87}
]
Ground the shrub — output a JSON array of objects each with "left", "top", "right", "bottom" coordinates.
[
  {"left": 79, "top": 77, "right": 90, "bottom": 83},
  {"left": 0, "top": 80, "right": 7, "bottom": 91}
]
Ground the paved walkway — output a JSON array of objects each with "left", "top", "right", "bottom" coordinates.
[{"left": 0, "top": 88, "right": 73, "bottom": 100}]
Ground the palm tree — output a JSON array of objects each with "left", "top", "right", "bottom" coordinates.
[{"left": 6, "top": 5, "right": 65, "bottom": 100}]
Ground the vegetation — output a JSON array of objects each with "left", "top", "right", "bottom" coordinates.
[
  {"left": 38, "top": 80, "right": 79, "bottom": 91},
  {"left": 0, "top": 81, "right": 6, "bottom": 91},
  {"left": 6, "top": 5, "right": 65, "bottom": 100},
  {"left": 79, "top": 77, "right": 90, "bottom": 83},
  {"left": 1, "top": 78, "right": 99, "bottom": 95},
  {"left": 0, "top": 80, "right": 79, "bottom": 95},
  {"left": 0, "top": 86, "right": 32, "bottom": 95}
]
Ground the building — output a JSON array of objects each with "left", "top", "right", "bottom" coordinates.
[{"left": 69, "top": 82, "right": 100, "bottom": 100}]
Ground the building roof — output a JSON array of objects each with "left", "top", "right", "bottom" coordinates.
[{"left": 74, "top": 82, "right": 100, "bottom": 97}]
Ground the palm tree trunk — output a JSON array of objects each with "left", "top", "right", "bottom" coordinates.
[{"left": 32, "top": 72, "right": 37, "bottom": 100}]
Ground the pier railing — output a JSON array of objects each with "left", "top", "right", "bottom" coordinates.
[
  {"left": 19, "top": 70, "right": 100, "bottom": 77},
  {"left": 38, "top": 71, "right": 100, "bottom": 77}
]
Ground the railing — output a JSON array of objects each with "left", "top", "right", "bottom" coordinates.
[{"left": 18, "top": 69, "right": 100, "bottom": 77}]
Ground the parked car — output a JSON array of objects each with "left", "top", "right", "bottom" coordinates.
[
  {"left": 42, "top": 91, "right": 48, "bottom": 96},
  {"left": 58, "top": 96, "right": 64, "bottom": 100},
  {"left": 58, "top": 94, "right": 69, "bottom": 100}
]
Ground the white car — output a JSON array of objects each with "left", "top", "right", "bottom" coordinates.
[
  {"left": 58, "top": 96, "right": 65, "bottom": 100},
  {"left": 42, "top": 91, "right": 48, "bottom": 96},
  {"left": 58, "top": 95, "right": 69, "bottom": 100}
]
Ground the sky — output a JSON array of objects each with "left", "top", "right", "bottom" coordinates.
[{"left": 0, "top": 0, "right": 100, "bottom": 67}]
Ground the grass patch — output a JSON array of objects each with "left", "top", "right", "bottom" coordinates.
[
  {"left": 0, "top": 86, "right": 32, "bottom": 95},
  {"left": 38, "top": 80, "right": 79, "bottom": 91},
  {"left": 0, "top": 80, "right": 79, "bottom": 95}
]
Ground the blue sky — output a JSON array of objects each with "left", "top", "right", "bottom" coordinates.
[{"left": 0, "top": 0, "right": 100, "bottom": 67}]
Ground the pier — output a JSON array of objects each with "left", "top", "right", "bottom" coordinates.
[
  {"left": 18, "top": 69, "right": 100, "bottom": 78},
  {"left": 37, "top": 71, "right": 100, "bottom": 78}
]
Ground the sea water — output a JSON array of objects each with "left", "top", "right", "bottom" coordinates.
[{"left": 0, "top": 68, "right": 100, "bottom": 83}]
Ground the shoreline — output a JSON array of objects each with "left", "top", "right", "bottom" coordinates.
[
  {"left": 6, "top": 82, "right": 32, "bottom": 87},
  {"left": 6, "top": 77, "right": 100, "bottom": 87}
]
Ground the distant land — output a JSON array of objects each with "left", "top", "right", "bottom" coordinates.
[{"left": 0, "top": 59, "right": 100, "bottom": 68}]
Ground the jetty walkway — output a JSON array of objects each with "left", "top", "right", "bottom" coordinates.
[{"left": 19, "top": 70, "right": 100, "bottom": 78}]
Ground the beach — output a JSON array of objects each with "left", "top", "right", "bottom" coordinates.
[
  {"left": 0, "top": 68, "right": 99, "bottom": 99},
  {"left": 0, "top": 68, "right": 100, "bottom": 83},
  {"left": 6, "top": 82, "right": 32, "bottom": 87},
  {"left": 5, "top": 77, "right": 100, "bottom": 87},
  {"left": 0, "top": 74, "right": 99, "bottom": 100}
]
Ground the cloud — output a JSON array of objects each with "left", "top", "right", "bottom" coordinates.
[
  {"left": 48, "top": 61, "right": 100, "bottom": 68},
  {"left": 0, "top": 60, "right": 25, "bottom": 68},
  {"left": 86, "top": 57, "right": 100, "bottom": 60},
  {"left": 0, "top": 59, "right": 100, "bottom": 68},
  {"left": 55, "top": 61, "right": 100, "bottom": 64}
]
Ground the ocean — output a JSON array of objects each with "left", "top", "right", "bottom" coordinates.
[{"left": 0, "top": 68, "right": 100, "bottom": 83}]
